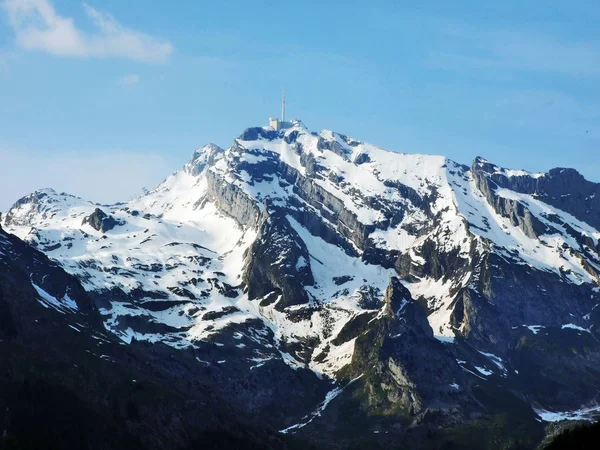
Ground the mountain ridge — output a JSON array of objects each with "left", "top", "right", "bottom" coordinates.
[{"left": 3, "top": 121, "right": 600, "bottom": 448}]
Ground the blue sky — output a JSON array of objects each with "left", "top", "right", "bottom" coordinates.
[{"left": 1, "top": 0, "right": 600, "bottom": 210}]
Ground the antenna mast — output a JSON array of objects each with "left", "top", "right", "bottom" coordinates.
[{"left": 282, "top": 88, "right": 286, "bottom": 123}]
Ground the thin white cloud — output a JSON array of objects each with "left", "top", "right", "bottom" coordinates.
[
  {"left": 493, "top": 88, "right": 600, "bottom": 136},
  {"left": 1, "top": 0, "right": 173, "bottom": 63},
  {"left": 491, "top": 31, "right": 600, "bottom": 77},
  {"left": 0, "top": 148, "right": 173, "bottom": 211},
  {"left": 118, "top": 73, "right": 141, "bottom": 86},
  {"left": 428, "top": 24, "right": 600, "bottom": 78}
]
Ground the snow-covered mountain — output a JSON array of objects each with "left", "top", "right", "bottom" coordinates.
[{"left": 4, "top": 120, "right": 600, "bottom": 447}]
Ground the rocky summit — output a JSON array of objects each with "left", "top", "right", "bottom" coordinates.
[{"left": 3, "top": 120, "right": 600, "bottom": 449}]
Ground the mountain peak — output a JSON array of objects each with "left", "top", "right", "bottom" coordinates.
[{"left": 184, "top": 143, "right": 224, "bottom": 176}]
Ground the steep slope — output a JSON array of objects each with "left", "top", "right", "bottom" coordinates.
[
  {"left": 0, "top": 222, "right": 305, "bottom": 450},
  {"left": 4, "top": 120, "right": 600, "bottom": 447}
]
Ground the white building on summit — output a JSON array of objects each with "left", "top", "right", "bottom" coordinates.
[{"left": 269, "top": 89, "right": 292, "bottom": 131}]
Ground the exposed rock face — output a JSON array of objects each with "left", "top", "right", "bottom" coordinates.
[
  {"left": 275, "top": 160, "right": 375, "bottom": 251},
  {"left": 185, "top": 143, "right": 224, "bottom": 176},
  {"left": 0, "top": 224, "right": 97, "bottom": 320},
  {"left": 348, "top": 278, "right": 471, "bottom": 420},
  {"left": 472, "top": 162, "right": 548, "bottom": 239},
  {"left": 82, "top": 208, "right": 121, "bottom": 232},
  {"left": 3, "top": 189, "right": 61, "bottom": 228},
  {"left": 238, "top": 126, "right": 278, "bottom": 141},
  {"left": 205, "top": 170, "right": 260, "bottom": 227},
  {"left": 382, "top": 276, "right": 411, "bottom": 317},
  {"left": 353, "top": 152, "right": 371, "bottom": 165},
  {"left": 243, "top": 206, "right": 314, "bottom": 310},
  {"left": 473, "top": 156, "right": 600, "bottom": 230}
]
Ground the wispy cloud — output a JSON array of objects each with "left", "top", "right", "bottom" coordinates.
[
  {"left": 489, "top": 31, "right": 600, "bottom": 77},
  {"left": 429, "top": 24, "right": 600, "bottom": 78},
  {"left": 118, "top": 73, "right": 140, "bottom": 87},
  {"left": 1, "top": 0, "right": 173, "bottom": 63},
  {"left": 493, "top": 88, "right": 600, "bottom": 135}
]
